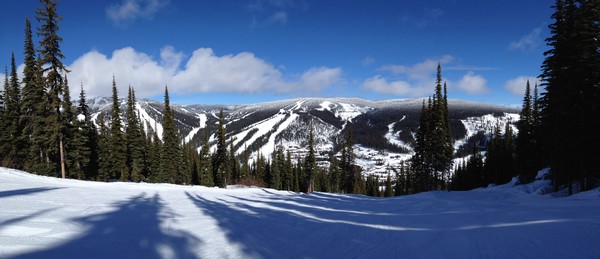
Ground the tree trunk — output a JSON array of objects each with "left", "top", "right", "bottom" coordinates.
[{"left": 59, "top": 137, "right": 66, "bottom": 179}]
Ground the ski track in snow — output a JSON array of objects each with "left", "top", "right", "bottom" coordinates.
[
  {"left": 384, "top": 116, "right": 412, "bottom": 151},
  {"left": 1, "top": 167, "right": 600, "bottom": 258},
  {"left": 137, "top": 103, "right": 164, "bottom": 141},
  {"left": 260, "top": 113, "right": 299, "bottom": 158},
  {"left": 230, "top": 112, "right": 288, "bottom": 156},
  {"left": 454, "top": 113, "right": 519, "bottom": 150},
  {"left": 183, "top": 114, "right": 208, "bottom": 144}
]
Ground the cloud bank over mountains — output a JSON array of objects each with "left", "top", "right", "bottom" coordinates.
[{"left": 67, "top": 46, "right": 342, "bottom": 99}]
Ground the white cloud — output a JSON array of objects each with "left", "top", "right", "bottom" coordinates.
[
  {"left": 66, "top": 46, "right": 341, "bottom": 98},
  {"left": 266, "top": 11, "right": 288, "bottom": 25},
  {"left": 366, "top": 55, "right": 492, "bottom": 97},
  {"left": 366, "top": 55, "right": 452, "bottom": 97},
  {"left": 362, "top": 56, "right": 375, "bottom": 67},
  {"left": 106, "top": 0, "right": 169, "bottom": 27},
  {"left": 505, "top": 76, "right": 537, "bottom": 96},
  {"left": 379, "top": 55, "right": 453, "bottom": 82},
  {"left": 457, "top": 71, "right": 488, "bottom": 95},
  {"left": 509, "top": 28, "right": 541, "bottom": 50},
  {"left": 248, "top": 0, "right": 294, "bottom": 11},
  {"left": 361, "top": 75, "right": 431, "bottom": 97},
  {"left": 248, "top": 0, "right": 304, "bottom": 27},
  {"left": 172, "top": 48, "right": 284, "bottom": 94},
  {"left": 293, "top": 67, "right": 342, "bottom": 93}
]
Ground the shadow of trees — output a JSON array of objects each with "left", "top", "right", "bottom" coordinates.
[
  {"left": 11, "top": 193, "right": 200, "bottom": 259},
  {"left": 185, "top": 192, "right": 428, "bottom": 258},
  {"left": 185, "top": 190, "right": 587, "bottom": 258},
  {"left": 0, "top": 187, "right": 62, "bottom": 199}
]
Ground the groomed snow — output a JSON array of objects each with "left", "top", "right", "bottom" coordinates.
[
  {"left": 137, "top": 102, "right": 164, "bottom": 141},
  {"left": 384, "top": 116, "right": 412, "bottom": 152},
  {"left": 454, "top": 113, "right": 519, "bottom": 150},
  {"left": 183, "top": 114, "right": 208, "bottom": 144},
  {"left": 1, "top": 167, "right": 599, "bottom": 258}
]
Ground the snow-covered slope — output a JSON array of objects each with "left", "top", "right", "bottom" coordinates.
[{"left": 1, "top": 167, "right": 599, "bottom": 258}]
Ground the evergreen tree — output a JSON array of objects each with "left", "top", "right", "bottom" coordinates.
[
  {"left": 125, "top": 87, "right": 146, "bottom": 182},
  {"left": 340, "top": 128, "right": 358, "bottom": 193},
  {"left": 384, "top": 174, "right": 393, "bottom": 197},
  {"left": 80, "top": 85, "right": 99, "bottom": 179},
  {"left": 159, "top": 86, "right": 181, "bottom": 183},
  {"left": 304, "top": 126, "right": 317, "bottom": 193},
  {"left": 483, "top": 124, "right": 515, "bottom": 185},
  {"left": 147, "top": 124, "right": 162, "bottom": 182},
  {"left": 108, "top": 77, "right": 127, "bottom": 181},
  {"left": 394, "top": 162, "right": 407, "bottom": 196},
  {"left": 411, "top": 64, "right": 454, "bottom": 192},
  {"left": 228, "top": 142, "right": 240, "bottom": 183},
  {"left": 411, "top": 100, "right": 432, "bottom": 193},
  {"left": 61, "top": 76, "right": 74, "bottom": 177},
  {"left": 314, "top": 168, "right": 329, "bottom": 192},
  {"left": 255, "top": 153, "right": 267, "bottom": 186},
  {"left": 3, "top": 53, "right": 25, "bottom": 168},
  {"left": 96, "top": 113, "right": 111, "bottom": 182},
  {"left": 0, "top": 71, "right": 9, "bottom": 164},
  {"left": 430, "top": 64, "right": 454, "bottom": 189},
  {"left": 296, "top": 157, "right": 306, "bottom": 192},
  {"left": 515, "top": 80, "right": 537, "bottom": 182},
  {"left": 539, "top": 0, "right": 600, "bottom": 193},
  {"left": 199, "top": 127, "right": 214, "bottom": 186},
  {"left": 263, "top": 161, "right": 271, "bottom": 187},
  {"left": 20, "top": 19, "right": 40, "bottom": 165},
  {"left": 239, "top": 148, "right": 251, "bottom": 182},
  {"left": 69, "top": 85, "right": 91, "bottom": 179},
  {"left": 22, "top": 56, "right": 48, "bottom": 173},
  {"left": 452, "top": 146, "right": 485, "bottom": 190},
  {"left": 213, "top": 109, "right": 229, "bottom": 187},
  {"left": 328, "top": 154, "right": 341, "bottom": 193},
  {"left": 190, "top": 144, "right": 201, "bottom": 185},
  {"left": 283, "top": 150, "right": 293, "bottom": 191},
  {"left": 36, "top": 0, "right": 69, "bottom": 178},
  {"left": 178, "top": 143, "right": 192, "bottom": 184},
  {"left": 269, "top": 149, "right": 282, "bottom": 189}
]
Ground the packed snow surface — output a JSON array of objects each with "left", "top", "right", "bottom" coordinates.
[{"left": 1, "top": 167, "right": 599, "bottom": 258}]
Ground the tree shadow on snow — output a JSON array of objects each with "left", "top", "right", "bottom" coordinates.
[
  {"left": 11, "top": 193, "right": 200, "bottom": 259},
  {"left": 185, "top": 192, "right": 429, "bottom": 258},
  {"left": 0, "top": 187, "right": 62, "bottom": 199},
  {"left": 185, "top": 191, "right": 592, "bottom": 258},
  {"left": 0, "top": 208, "right": 57, "bottom": 230}
]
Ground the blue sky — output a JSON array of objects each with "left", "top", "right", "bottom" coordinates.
[{"left": 1, "top": 0, "right": 552, "bottom": 105}]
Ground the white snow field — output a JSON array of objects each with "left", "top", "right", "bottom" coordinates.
[{"left": 1, "top": 167, "right": 599, "bottom": 259}]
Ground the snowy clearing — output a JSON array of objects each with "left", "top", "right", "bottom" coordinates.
[{"left": 1, "top": 167, "right": 599, "bottom": 258}]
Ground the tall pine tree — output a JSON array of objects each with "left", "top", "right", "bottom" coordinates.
[
  {"left": 199, "top": 127, "right": 214, "bottom": 186},
  {"left": 411, "top": 64, "right": 453, "bottom": 192},
  {"left": 515, "top": 80, "right": 538, "bottom": 182},
  {"left": 36, "top": 0, "right": 69, "bottom": 178},
  {"left": 108, "top": 76, "right": 127, "bottom": 181},
  {"left": 125, "top": 86, "right": 147, "bottom": 182},
  {"left": 159, "top": 86, "right": 181, "bottom": 183},
  {"left": 304, "top": 125, "right": 317, "bottom": 193},
  {"left": 213, "top": 110, "right": 228, "bottom": 187}
]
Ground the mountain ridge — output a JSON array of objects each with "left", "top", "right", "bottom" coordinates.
[{"left": 88, "top": 96, "right": 520, "bottom": 176}]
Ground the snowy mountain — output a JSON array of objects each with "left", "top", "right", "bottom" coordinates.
[
  {"left": 1, "top": 167, "right": 599, "bottom": 258},
  {"left": 89, "top": 97, "right": 519, "bottom": 176}
]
